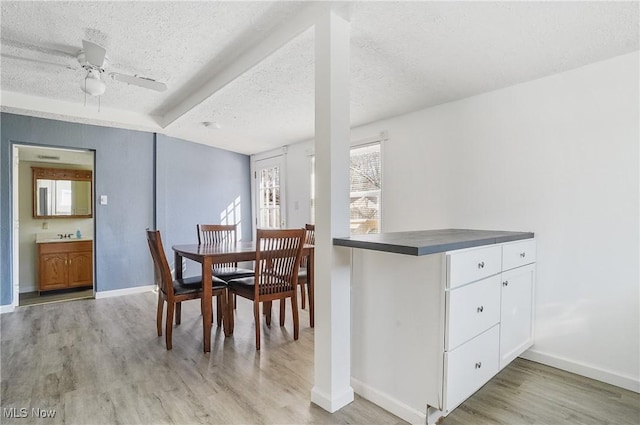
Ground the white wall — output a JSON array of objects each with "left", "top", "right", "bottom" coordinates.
[
  {"left": 284, "top": 142, "right": 314, "bottom": 228},
  {"left": 18, "top": 161, "right": 94, "bottom": 293},
  {"left": 271, "top": 51, "right": 639, "bottom": 391}
]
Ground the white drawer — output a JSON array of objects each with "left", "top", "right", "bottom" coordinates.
[
  {"left": 447, "top": 245, "right": 502, "bottom": 289},
  {"left": 444, "top": 325, "right": 500, "bottom": 411},
  {"left": 446, "top": 274, "right": 501, "bottom": 350},
  {"left": 502, "top": 239, "right": 536, "bottom": 271}
]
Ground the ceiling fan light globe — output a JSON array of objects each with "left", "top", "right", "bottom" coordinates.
[{"left": 81, "top": 75, "right": 106, "bottom": 96}]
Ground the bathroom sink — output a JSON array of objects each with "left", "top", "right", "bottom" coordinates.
[{"left": 36, "top": 234, "right": 91, "bottom": 243}]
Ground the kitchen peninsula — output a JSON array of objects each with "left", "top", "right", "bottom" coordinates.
[{"left": 334, "top": 229, "right": 536, "bottom": 424}]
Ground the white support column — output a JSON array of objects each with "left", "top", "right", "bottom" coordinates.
[{"left": 311, "top": 6, "right": 354, "bottom": 412}]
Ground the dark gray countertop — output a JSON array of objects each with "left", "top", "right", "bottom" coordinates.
[{"left": 333, "top": 228, "right": 534, "bottom": 256}]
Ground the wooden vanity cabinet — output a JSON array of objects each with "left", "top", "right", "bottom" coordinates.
[{"left": 38, "top": 240, "right": 93, "bottom": 292}]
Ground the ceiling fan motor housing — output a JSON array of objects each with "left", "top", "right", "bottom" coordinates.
[{"left": 77, "top": 51, "right": 109, "bottom": 71}]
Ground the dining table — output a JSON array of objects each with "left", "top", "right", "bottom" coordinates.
[{"left": 172, "top": 241, "right": 315, "bottom": 353}]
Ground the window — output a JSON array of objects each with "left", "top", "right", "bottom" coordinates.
[
  {"left": 310, "top": 142, "right": 382, "bottom": 235},
  {"left": 349, "top": 143, "right": 381, "bottom": 234},
  {"left": 254, "top": 156, "right": 285, "bottom": 229},
  {"left": 258, "top": 166, "right": 281, "bottom": 228}
]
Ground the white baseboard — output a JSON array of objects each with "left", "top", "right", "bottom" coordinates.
[
  {"left": 351, "top": 377, "right": 426, "bottom": 425},
  {"left": 0, "top": 304, "right": 16, "bottom": 314},
  {"left": 521, "top": 349, "right": 640, "bottom": 393},
  {"left": 310, "top": 385, "right": 354, "bottom": 413},
  {"left": 94, "top": 285, "right": 155, "bottom": 299}
]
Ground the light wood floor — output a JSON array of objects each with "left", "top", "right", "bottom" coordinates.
[{"left": 1, "top": 292, "right": 638, "bottom": 425}]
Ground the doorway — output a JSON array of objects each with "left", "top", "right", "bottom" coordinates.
[
  {"left": 12, "top": 144, "right": 96, "bottom": 307},
  {"left": 254, "top": 155, "right": 286, "bottom": 229}
]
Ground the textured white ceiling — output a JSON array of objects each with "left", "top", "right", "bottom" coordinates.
[{"left": 1, "top": 1, "right": 638, "bottom": 155}]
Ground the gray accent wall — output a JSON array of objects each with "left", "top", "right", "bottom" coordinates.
[
  {"left": 0, "top": 113, "right": 252, "bottom": 306},
  {"left": 155, "top": 134, "right": 252, "bottom": 277}
]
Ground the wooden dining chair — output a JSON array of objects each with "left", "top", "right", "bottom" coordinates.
[
  {"left": 279, "top": 224, "right": 315, "bottom": 326},
  {"left": 147, "top": 229, "right": 228, "bottom": 350},
  {"left": 197, "top": 224, "right": 254, "bottom": 280},
  {"left": 226, "top": 228, "right": 306, "bottom": 350},
  {"left": 197, "top": 223, "right": 254, "bottom": 310},
  {"left": 298, "top": 224, "right": 315, "bottom": 309}
]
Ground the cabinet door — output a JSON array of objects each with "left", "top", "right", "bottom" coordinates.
[
  {"left": 39, "top": 253, "right": 68, "bottom": 291},
  {"left": 68, "top": 251, "right": 93, "bottom": 287},
  {"left": 500, "top": 264, "right": 535, "bottom": 369}
]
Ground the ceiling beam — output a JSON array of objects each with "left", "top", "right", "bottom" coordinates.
[
  {"left": 161, "top": 2, "right": 329, "bottom": 129},
  {"left": 1, "top": 90, "right": 164, "bottom": 132}
]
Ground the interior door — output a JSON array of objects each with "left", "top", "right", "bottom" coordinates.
[{"left": 254, "top": 156, "right": 286, "bottom": 229}]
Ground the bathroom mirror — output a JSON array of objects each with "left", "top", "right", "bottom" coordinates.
[{"left": 33, "top": 167, "right": 93, "bottom": 218}]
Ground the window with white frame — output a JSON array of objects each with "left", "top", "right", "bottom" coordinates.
[{"left": 310, "top": 142, "right": 382, "bottom": 234}]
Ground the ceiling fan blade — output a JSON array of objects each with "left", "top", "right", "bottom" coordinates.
[
  {"left": 1, "top": 39, "right": 77, "bottom": 58},
  {"left": 82, "top": 40, "right": 106, "bottom": 67},
  {"left": 1, "top": 53, "right": 76, "bottom": 70},
  {"left": 110, "top": 72, "right": 167, "bottom": 92}
]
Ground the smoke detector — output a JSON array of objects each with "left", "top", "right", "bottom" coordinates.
[{"left": 202, "top": 121, "right": 221, "bottom": 129}]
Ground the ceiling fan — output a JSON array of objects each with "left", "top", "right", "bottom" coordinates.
[{"left": 2, "top": 39, "right": 167, "bottom": 97}]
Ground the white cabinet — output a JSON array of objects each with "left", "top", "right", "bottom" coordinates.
[
  {"left": 441, "top": 239, "right": 536, "bottom": 416},
  {"left": 500, "top": 265, "right": 535, "bottom": 368},
  {"left": 500, "top": 240, "right": 536, "bottom": 369},
  {"left": 350, "top": 237, "right": 536, "bottom": 425}
]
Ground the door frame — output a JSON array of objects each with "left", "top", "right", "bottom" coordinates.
[
  {"left": 11, "top": 145, "right": 19, "bottom": 310},
  {"left": 10, "top": 142, "right": 96, "bottom": 308}
]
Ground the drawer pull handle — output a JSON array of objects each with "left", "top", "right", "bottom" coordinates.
[
  {"left": 477, "top": 306, "right": 484, "bottom": 313},
  {"left": 477, "top": 261, "right": 485, "bottom": 269},
  {"left": 503, "top": 280, "right": 509, "bottom": 287},
  {"left": 475, "top": 362, "right": 482, "bottom": 369},
  {"left": 520, "top": 252, "right": 526, "bottom": 258}
]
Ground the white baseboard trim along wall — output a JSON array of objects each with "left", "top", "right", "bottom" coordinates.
[
  {"left": 521, "top": 349, "right": 640, "bottom": 393},
  {"left": 350, "top": 377, "right": 425, "bottom": 425},
  {"left": 94, "top": 285, "right": 156, "bottom": 299},
  {"left": 0, "top": 304, "right": 15, "bottom": 314},
  {"left": 0, "top": 285, "right": 155, "bottom": 313}
]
